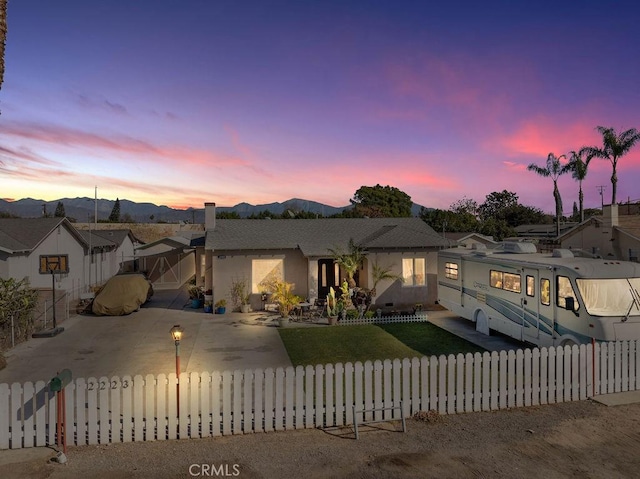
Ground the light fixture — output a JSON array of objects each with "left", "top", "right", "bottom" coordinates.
[{"left": 170, "top": 324, "right": 184, "bottom": 342}]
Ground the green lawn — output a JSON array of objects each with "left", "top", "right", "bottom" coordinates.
[{"left": 278, "top": 322, "right": 486, "bottom": 367}]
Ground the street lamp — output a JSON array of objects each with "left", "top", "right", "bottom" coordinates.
[{"left": 170, "top": 325, "right": 184, "bottom": 417}]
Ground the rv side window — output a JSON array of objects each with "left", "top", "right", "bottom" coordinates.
[
  {"left": 445, "top": 262, "right": 459, "bottom": 280},
  {"left": 540, "top": 278, "right": 550, "bottom": 305},
  {"left": 503, "top": 273, "right": 521, "bottom": 293},
  {"left": 557, "top": 276, "right": 579, "bottom": 311},
  {"left": 490, "top": 270, "right": 503, "bottom": 289},
  {"left": 526, "top": 276, "right": 535, "bottom": 297}
]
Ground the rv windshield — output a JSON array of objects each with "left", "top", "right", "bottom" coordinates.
[{"left": 576, "top": 278, "right": 640, "bottom": 317}]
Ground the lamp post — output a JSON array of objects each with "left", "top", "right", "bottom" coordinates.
[{"left": 170, "top": 325, "right": 184, "bottom": 417}]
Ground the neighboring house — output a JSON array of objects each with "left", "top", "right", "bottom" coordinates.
[
  {"left": 513, "top": 223, "right": 578, "bottom": 239},
  {"left": 76, "top": 228, "right": 140, "bottom": 287},
  {"left": 202, "top": 203, "right": 449, "bottom": 310},
  {"left": 442, "top": 232, "right": 496, "bottom": 248},
  {"left": 135, "top": 232, "right": 204, "bottom": 290},
  {"left": 560, "top": 205, "right": 640, "bottom": 261},
  {"left": 0, "top": 218, "right": 88, "bottom": 296}
]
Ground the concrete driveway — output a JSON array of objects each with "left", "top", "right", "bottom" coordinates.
[{"left": 0, "top": 288, "right": 292, "bottom": 385}]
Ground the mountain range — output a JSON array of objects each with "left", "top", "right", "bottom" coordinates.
[{"left": 0, "top": 197, "right": 426, "bottom": 222}]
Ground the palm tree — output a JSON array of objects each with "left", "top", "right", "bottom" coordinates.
[
  {"left": 328, "top": 238, "right": 365, "bottom": 288},
  {"left": 584, "top": 126, "right": 640, "bottom": 205},
  {"left": 567, "top": 148, "right": 592, "bottom": 222},
  {"left": 527, "top": 153, "right": 570, "bottom": 237}
]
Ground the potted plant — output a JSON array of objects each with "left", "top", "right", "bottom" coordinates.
[
  {"left": 326, "top": 287, "right": 338, "bottom": 325},
  {"left": 267, "top": 279, "right": 301, "bottom": 326},
  {"left": 204, "top": 301, "right": 213, "bottom": 313},
  {"left": 188, "top": 285, "right": 204, "bottom": 309},
  {"left": 215, "top": 299, "right": 227, "bottom": 314},
  {"left": 230, "top": 278, "right": 251, "bottom": 313}
]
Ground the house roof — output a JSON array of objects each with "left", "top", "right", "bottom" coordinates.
[
  {"left": 135, "top": 232, "right": 205, "bottom": 257},
  {"left": 0, "top": 217, "right": 87, "bottom": 254},
  {"left": 76, "top": 230, "right": 117, "bottom": 249},
  {"left": 443, "top": 232, "right": 496, "bottom": 244},
  {"left": 205, "top": 218, "right": 448, "bottom": 256},
  {"left": 514, "top": 223, "right": 578, "bottom": 237},
  {"left": 92, "top": 229, "right": 139, "bottom": 247},
  {"left": 616, "top": 216, "right": 640, "bottom": 242}
]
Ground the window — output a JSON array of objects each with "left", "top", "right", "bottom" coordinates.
[
  {"left": 490, "top": 270, "right": 503, "bottom": 289},
  {"left": 252, "top": 259, "right": 284, "bottom": 293},
  {"left": 490, "top": 269, "right": 521, "bottom": 293},
  {"left": 526, "top": 276, "right": 535, "bottom": 297},
  {"left": 445, "top": 262, "right": 459, "bottom": 280},
  {"left": 503, "top": 273, "right": 521, "bottom": 293},
  {"left": 540, "top": 278, "right": 550, "bottom": 305},
  {"left": 402, "top": 258, "right": 426, "bottom": 286},
  {"left": 39, "top": 255, "right": 69, "bottom": 274},
  {"left": 557, "top": 276, "right": 579, "bottom": 311}
]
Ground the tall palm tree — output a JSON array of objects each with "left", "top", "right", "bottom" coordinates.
[
  {"left": 527, "top": 153, "right": 570, "bottom": 237},
  {"left": 567, "top": 148, "right": 592, "bottom": 222},
  {"left": 584, "top": 126, "right": 640, "bottom": 205},
  {"left": 328, "top": 238, "right": 365, "bottom": 288}
]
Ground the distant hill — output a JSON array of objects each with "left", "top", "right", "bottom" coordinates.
[{"left": 0, "top": 197, "right": 428, "bottom": 222}]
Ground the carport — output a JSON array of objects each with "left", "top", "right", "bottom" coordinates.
[{"left": 135, "top": 233, "right": 204, "bottom": 290}]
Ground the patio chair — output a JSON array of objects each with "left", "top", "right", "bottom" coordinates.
[{"left": 308, "top": 298, "right": 326, "bottom": 321}]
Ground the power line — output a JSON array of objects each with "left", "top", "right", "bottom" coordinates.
[{"left": 596, "top": 185, "right": 607, "bottom": 209}]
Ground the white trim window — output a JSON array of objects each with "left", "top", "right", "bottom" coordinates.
[{"left": 402, "top": 257, "right": 426, "bottom": 286}]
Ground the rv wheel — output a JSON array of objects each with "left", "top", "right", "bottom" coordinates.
[{"left": 475, "top": 309, "right": 490, "bottom": 336}]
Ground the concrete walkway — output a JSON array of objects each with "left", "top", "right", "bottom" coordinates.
[
  {"left": 0, "top": 288, "right": 292, "bottom": 385},
  {"left": 427, "top": 309, "right": 528, "bottom": 352}
]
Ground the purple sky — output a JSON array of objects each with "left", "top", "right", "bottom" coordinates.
[{"left": 1, "top": 1, "right": 639, "bottom": 213}]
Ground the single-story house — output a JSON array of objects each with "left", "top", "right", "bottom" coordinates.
[
  {"left": 202, "top": 203, "right": 449, "bottom": 311},
  {"left": 0, "top": 218, "right": 88, "bottom": 294},
  {"left": 442, "top": 232, "right": 496, "bottom": 248},
  {"left": 559, "top": 204, "right": 640, "bottom": 261}
]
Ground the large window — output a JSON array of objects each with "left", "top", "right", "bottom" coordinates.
[
  {"left": 576, "top": 278, "right": 640, "bottom": 316},
  {"left": 252, "top": 259, "right": 284, "bottom": 293},
  {"left": 402, "top": 258, "right": 425, "bottom": 286},
  {"left": 445, "top": 262, "right": 459, "bottom": 280},
  {"left": 490, "top": 269, "right": 521, "bottom": 293}
]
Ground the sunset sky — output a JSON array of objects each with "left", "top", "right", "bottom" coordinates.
[{"left": 1, "top": 1, "right": 639, "bottom": 214}]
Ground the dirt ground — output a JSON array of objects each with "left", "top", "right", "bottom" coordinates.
[{"left": 2, "top": 399, "right": 639, "bottom": 479}]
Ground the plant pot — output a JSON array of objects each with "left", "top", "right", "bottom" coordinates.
[
  {"left": 240, "top": 304, "right": 250, "bottom": 313},
  {"left": 215, "top": 307, "right": 226, "bottom": 314},
  {"left": 204, "top": 305, "right": 213, "bottom": 313},
  {"left": 278, "top": 317, "right": 288, "bottom": 327},
  {"left": 191, "top": 299, "right": 203, "bottom": 309},
  {"left": 328, "top": 316, "right": 338, "bottom": 326}
]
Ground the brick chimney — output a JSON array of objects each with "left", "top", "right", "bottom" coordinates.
[{"left": 205, "top": 202, "right": 216, "bottom": 230}]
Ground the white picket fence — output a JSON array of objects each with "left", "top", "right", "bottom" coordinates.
[{"left": 1, "top": 341, "right": 639, "bottom": 450}]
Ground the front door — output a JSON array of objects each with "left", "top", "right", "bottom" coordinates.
[
  {"left": 317, "top": 259, "right": 342, "bottom": 299},
  {"left": 522, "top": 268, "right": 540, "bottom": 342}
]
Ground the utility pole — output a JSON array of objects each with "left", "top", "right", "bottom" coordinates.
[{"left": 596, "top": 185, "right": 606, "bottom": 210}]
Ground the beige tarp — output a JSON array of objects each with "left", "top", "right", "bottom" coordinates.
[{"left": 92, "top": 274, "right": 153, "bottom": 316}]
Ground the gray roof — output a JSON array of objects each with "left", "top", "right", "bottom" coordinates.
[
  {"left": 0, "top": 218, "right": 87, "bottom": 254},
  {"left": 92, "top": 229, "right": 137, "bottom": 247},
  {"left": 206, "top": 218, "right": 448, "bottom": 256},
  {"left": 77, "top": 230, "right": 117, "bottom": 249}
]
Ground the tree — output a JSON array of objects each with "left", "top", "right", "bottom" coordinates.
[
  {"left": 350, "top": 185, "right": 413, "bottom": 217},
  {"left": 478, "top": 191, "right": 519, "bottom": 222},
  {"left": 566, "top": 149, "right": 592, "bottom": 222},
  {"left": 527, "top": 153, "right": 570, "bottom": 237},
  {"left": 54, "top": 201, "right": 65, "bottom": 218},
  {"left": 108, "top": 198, "right": 121, "bottom": 222},
  {"left": 450, "top": 197, "right": 479, "bottom": 217},
  {"left": 328, "top": 238, "right": 366, "bottom": 288},
  {"left": 420, "top": 208, "right": 479, "bottom": 234},
  {"left": 584, "top": 126, "right": 640, "bottom": 205},
  {"left": 216, "top": 211, "right": 241, "bottom": 219}
]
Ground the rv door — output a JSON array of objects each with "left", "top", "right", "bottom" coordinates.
[{"left": 522, "top": 268, "right": 540, "bottom": 342}]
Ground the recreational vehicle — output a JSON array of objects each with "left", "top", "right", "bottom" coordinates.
[{"left": 437, "top": 243, "right": 640, "bottom": 347}]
